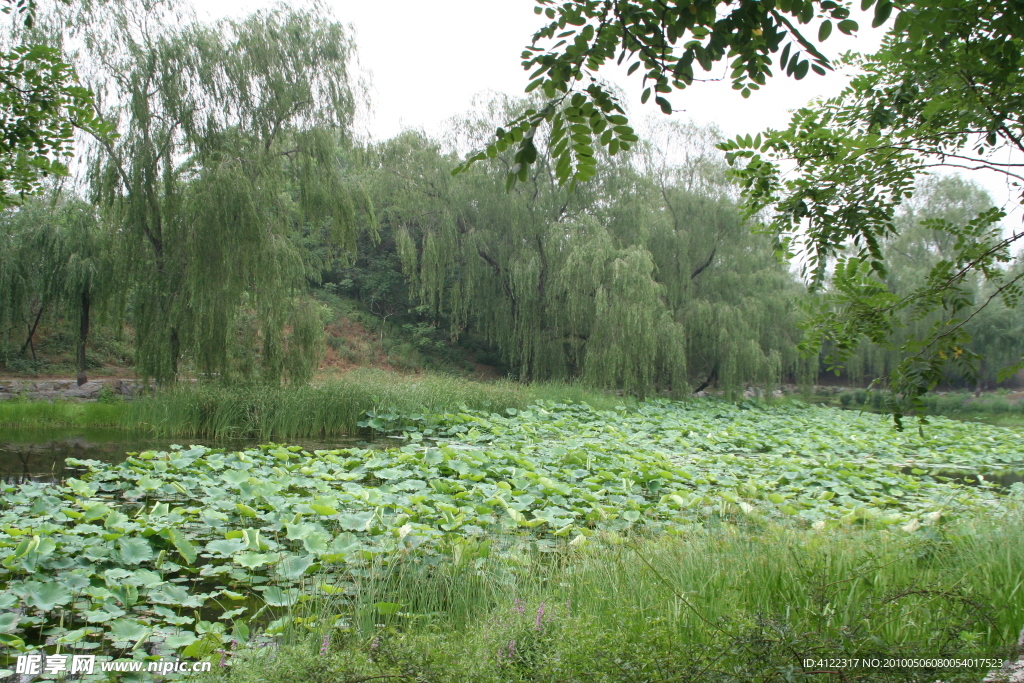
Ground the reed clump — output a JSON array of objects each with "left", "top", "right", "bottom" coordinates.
[
  {"left": 204, "top": 513, "right": 1024, "bottom": 683},
  {"left": 0, "top": 368, "right": 628, "bottom": 439}
]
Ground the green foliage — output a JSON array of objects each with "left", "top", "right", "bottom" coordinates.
[
  {"left": 456, "top": 0, "right": 868, "bottom": 186},
  {"left": 450, "top": 0, "right": 1024, "bottom": 417},
  {"left": 830, "top": 177, "right": 1024, "bottom": 390},
  {"left": 63, "top": 0, "right": 372, "bottom": 384},
  {"left": 385, "top": 112, "right": 808, "bottom": 396},
  {"left": 0, "top": 370, "right": 628, "bottom": 437},
  {"left": 831, "top": 388, "right": 1024, "bottom": 428},
  {"left": 1, "top": 398, "right": 1020, "bottom": 676},
  {"left": 0, "top": 0, "right": 106, "bottom": 207},
  {"left": 208, "top": 519, "right": 1022, "bottom": 683},
  {"left": 0, "top": 193, "right": 116, "bottom": 381},
  {"left": 723, "top": 2, "right": 1024, "bottom": 417}
]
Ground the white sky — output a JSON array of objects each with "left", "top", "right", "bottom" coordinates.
[
  {"left": 196, "top": 0, "right": 1018, "bottom": 218},
  {"left": 200, "top": 0, "right": 883, "bottom": 141}
]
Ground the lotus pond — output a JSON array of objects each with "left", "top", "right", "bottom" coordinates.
[{"left": 2, "top": 399, "right": 1023, "bottom": 679}]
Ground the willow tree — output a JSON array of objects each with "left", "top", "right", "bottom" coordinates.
[
  {"left": 31, "top": 195, "right": 113, "bottom": 385},
  {"left": 0, "top": 201, "right": 44, "bottom": 361},
  {"left": 0, "top": 193, "right": 114, "bottom": 381},
  {"left": 64, "top": 0, "right": 370, "bottom": 383},
  {"left": 839, "top": 176, "right": 1024, "bottom": 390},
  {"left": 381, "top": 99, "right": 805, "bottom": 396}
]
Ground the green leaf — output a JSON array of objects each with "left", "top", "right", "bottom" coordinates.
[
  {"left": 165, "top": 631, "right": 198, "bottom": 649},
  {"left": 872, "top": 1, "right": 892, "bottom": 27},
  {"left": 374, "top": 602, "right": 402, "bottom": 615},
  {"left": 0, "top": 614, "right": 19, "bottom": 633},
  {"left": 108, "top": 619, "right": 150, "bottom": 643},
  {"left": 118, "top": 537, "right": 154, "bottom": 564},
  {"left": 837, "top": 19, "right": 858, "bottom": 34},
  {"left": 163, "top": 528, "right": 197, "bottom": 565},
  {"left": 206, "top": 539, "right": 247, "bottom": 556},
  {"left": 24, "top": 582, "right": 72, "bottom": 611},
  {"left": 260, "top": 586, "right": 300, "bottom": 607},
  {"left": 182, "top": 633, "right": 221, "bottom": 658},
  {"left": 234, "top": 552, "right": 275, "bottom": 569},
  {"left": 236, "top": 503, "right": 258, "bottom": 518},
  {"left": 104, "top": 510, "right": 130, "bottom": 529},
  {"left": 277, "top": 553, "right": 315, "bottom": 581}
]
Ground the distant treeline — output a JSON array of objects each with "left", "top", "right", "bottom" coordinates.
[{"left": 0, "top": 3, "right": 1020, "bottom": 395}]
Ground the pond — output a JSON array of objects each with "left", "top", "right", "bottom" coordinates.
[
  {"left": 6, "top": 427, "right": 1023, "bottom": 492},
  {"left": 0, "top": 428, "right": 382, "bottom": 483}
]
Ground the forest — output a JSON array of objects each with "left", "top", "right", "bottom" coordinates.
[
  {"left": 0, "top": 2, "right": 1021, "bottom": 398},
  {"left": 1, "top": 0, "right": 1023, "bottom": 681}
]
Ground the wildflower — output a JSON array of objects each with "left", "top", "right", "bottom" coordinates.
[
  {"left": 535, "top": 602, "right": 545, "bottom": 630},
  {"left": 218, "top": 651, "right": 227, "bottom": 668},
  {"left": 513, "top": 598, "right": 525, "bottom": 614},
  {"left": 508, "top": 639, "right": 516, "bottom": 659},
  {"left": 370, "top": 636, "right": 380, "bottom": 651},
  {"left": 319, "top": 633, "right": 330, "bottom": 656}
]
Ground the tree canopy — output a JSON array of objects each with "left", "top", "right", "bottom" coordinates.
[
  {"left": 382, "top": 102, "right": 808, "bottom": 396},
  {"left": 460, "top": 0, "right": 1024, "bottom": 415},
  {"left": 456, "top": 0, "right": 887, "bottom": 187},
  {"left": 3, "top": 0, "right": 1022, "bottom": 404},
  {"left": 0, "top": 0, "right": 104, "bottom": 207},
  {"left": 723, "top": 2, "right": 1024, "bottom": 416},
  {"left": 55, "top": 0, "right": 371, "bottom": 384}
]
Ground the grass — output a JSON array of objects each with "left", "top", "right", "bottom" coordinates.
[
  {"left": 799, "top": 387, "right": 1024, "bottom": 429},
  {"left": 202, "top": 513, "right": 1024, "bottom": 683},
  {"left": 0, "top": 399, "right": 127, "bottom": 428},
  {"left": 0, "top": 369, "right": 631, "bottom": 439}
]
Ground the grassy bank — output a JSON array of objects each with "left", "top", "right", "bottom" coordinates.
[
  {"left": 823, "top": 388, "right": 1024, "bottom": 428},
  {"left": 204, "top": 517, "right": 1024, "bottom": 683},
  {"left": 0, "top": 369, "right": 630, "bottom": 439}
]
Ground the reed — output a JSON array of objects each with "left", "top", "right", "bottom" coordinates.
[
  {"left": 206, "top": 513, "right": 1024, "bottom": 683},
  {"left": 0, "top": 369, "right": 629, "bottom": 439}
]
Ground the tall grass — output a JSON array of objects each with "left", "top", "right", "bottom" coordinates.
[
  {"left": 205, "top": 514, "right": 1024, "bottom": 683},
  {"left": 829, "top": 388, "right": 1024, "bottom": 428},
  {"left": 0, "top": 399, "right": 127, "bottom": 428},
  {"left": 0, "top": 369, "right": 630, "bottom": 439}
]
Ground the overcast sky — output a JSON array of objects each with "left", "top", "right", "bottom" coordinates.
[
  {"left": 200, "top": 0, "right": 883, "bottom": 141},
  {"left": 197, "top": 1, "right": 1019, "bottom": 217}
]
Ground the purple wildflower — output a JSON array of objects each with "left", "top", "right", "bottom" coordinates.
[
  {"left": 370, "top": 636, "right": 380, "bottom": 651},
  {"left": 535, "top": 602, "right": 545, "bottom": 630},
  {"left": 513, "top": 597, "right": 525, "bottom": 614},
  {"left": 218, "top": 651, "right": 227, "bottom": 668},
  {"left": 319, "top": 633, "right": 330, "bottom": 656},
  {"left": 508, "top": 639, "right": 516, "bottom": 659}
]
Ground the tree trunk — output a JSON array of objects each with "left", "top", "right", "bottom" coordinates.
[
  {"left": 694, "top": 363, "right": 719, "bottom": 394},
  {"left": 77, "top": 289, "right": 91, "bottom": 386},
  {"left": 20, "top": 303, "right": 45, "bottom": 359},
  {"left": 170, "top": 327, "right": 180, "bottom": 382}
]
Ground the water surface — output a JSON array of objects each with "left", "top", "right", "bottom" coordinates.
[{"left": 0, "top": 428, "right": 376, "bottom": 483}]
